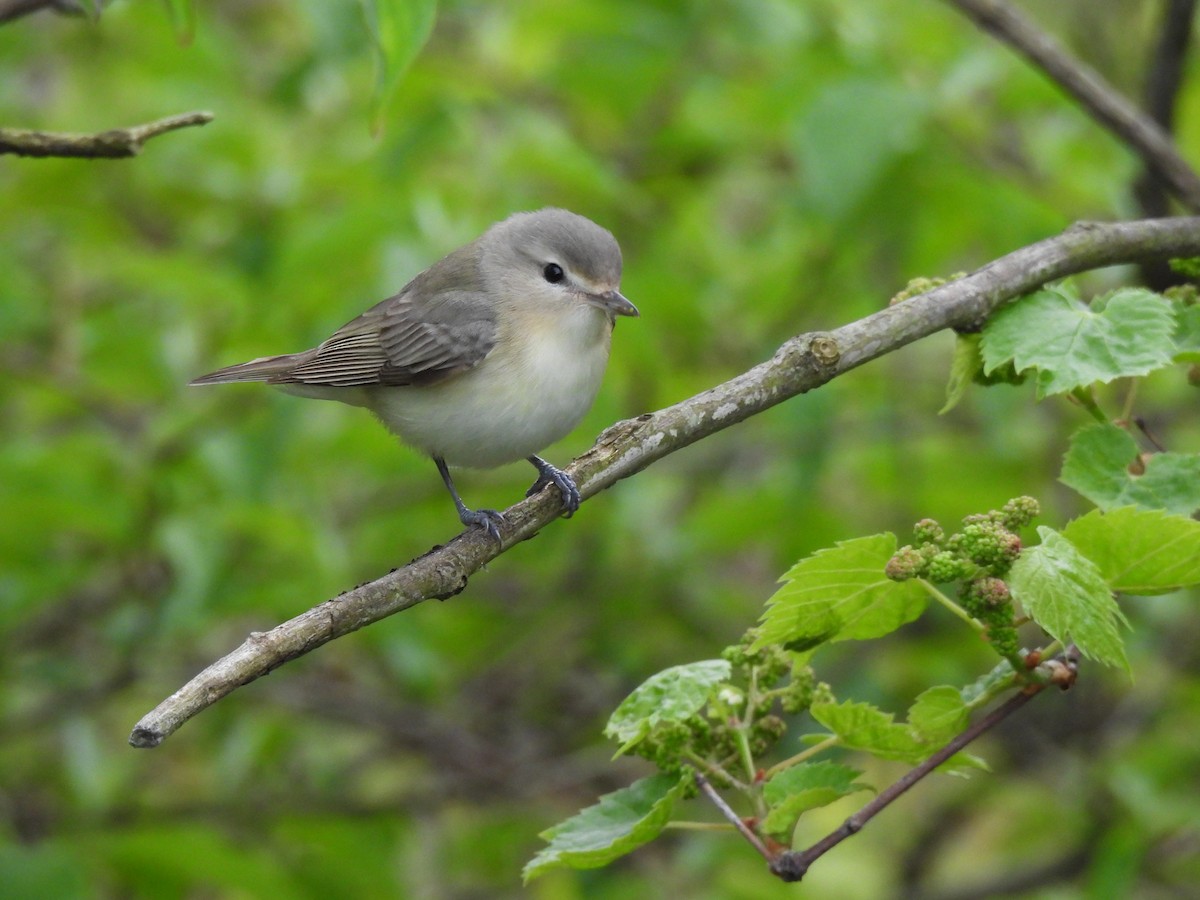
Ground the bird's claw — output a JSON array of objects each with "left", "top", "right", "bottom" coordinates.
[
  {"left": 460, "top": 507, "right": 506, "bottom": 544},
  {"left": 526, "top": 465, "right": 581, "bottom": 517}
]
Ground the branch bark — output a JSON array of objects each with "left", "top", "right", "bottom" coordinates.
[
  {"left": 129, "top": 216, "right": 1200, "bottom": 748},
  {"left": 0, "top": 111, "right": 214, "bottom": 158},
  {"left": 0, "top": 0, "right": 83, "bottom": 24},
  {"left": 945, "top": 0, "right": 1200, "bottom": 213}
]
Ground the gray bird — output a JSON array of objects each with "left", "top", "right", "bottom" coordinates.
[{"left": 191, "top": 208, "right": 638, "bottom": 541}]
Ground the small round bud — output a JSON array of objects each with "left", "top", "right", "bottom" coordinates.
[
  {"left": 928, "top": 550, "right": 970, "bottom": 583},
  {"left": 913, "top": 518, "right": 945, "bottom": 546},
  {"left": 886, "top": 545, "right": 927, "bottom": 581},
  {"left": 1000, "top": 496, "right": 1040, "bottom": 530}
]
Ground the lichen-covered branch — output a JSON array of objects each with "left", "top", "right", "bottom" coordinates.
[
  {"left": 0, "top": 111, "right": 214, "bottom": 158},
  {"left": 129, "top": 216, "right": 1200, "bottom": 748}
]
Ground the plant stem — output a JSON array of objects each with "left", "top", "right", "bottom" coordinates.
[
  {"left": 664, "top": 820, "right": 737, "bottom": 832},
  {"left": 694, "top": 772, "right": 774, "bottom": 863},
  {"left": 919, "top": 579, "right": 985, "bottom": 632},
  {"left": 1070, "top": 386, "right": 1109, "bottom": 422},
  {"left": 763, "top": 735, "right": 841, "bottom": 781},
  {"left": 683, "top": 750, "right": 749, "bottom": 793}
]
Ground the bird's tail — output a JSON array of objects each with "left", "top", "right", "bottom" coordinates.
[{"left": 189, "top": 353, "right": 305, "bottom": 385}]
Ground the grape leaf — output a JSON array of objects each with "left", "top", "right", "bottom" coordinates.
[
  {"left": 907, "top": 685, "right": 969, "bottom": 744},
  {"left": 810, "top": 700, "right": 927, "bottom": 763},
  {"left": 940, "top": 332, "right": 983, "bottom": 414},
  {"left": 1173, "top": 303, "right": 1200, "bottom": 362},
  {"left": 523, "top": 774, "right": 687, "bottom": 882},
  {"left": 981, "top": 286, "right": 1176, "bottom": 397},
  {"left": 1060, "top": 423, "right": 1200, "bottom": 515},
  {"left": 752, "top": 534, "right": 927, "bottom": 653},
  {"left": 604, "top": 660, "right": 731, "bottom": 755},
  {"left": 1008, "top": 527, "right": 1130, "bottom": 671},
  {"left": 1063, "top": 507, "right": 1200, "bottom": 596},
  {"left": 761, "top": 762, "right": 871, "bottom": 837}
]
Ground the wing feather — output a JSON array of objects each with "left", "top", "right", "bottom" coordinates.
[{"left": 268, "top": 244, "right": 497, "bottom": 388}]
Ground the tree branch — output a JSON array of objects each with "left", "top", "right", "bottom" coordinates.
[
  {"left": 1134, "top": 0, "right": 1197, "bottom": 288},
  {"left": 769, "top": 646, "right": 1080, "bottom": 882},
  {"left": 944, "top": 0, "right": 1200, "bottom": 212},
  {"left": 0, "top": 0, "right": 83, "bottom": 24},
  {"left": 0, "top": 111, "right": 214, "bottom": 158},
  {"left": 129, "top": 217, "right": 1200, "bottom": 749}
]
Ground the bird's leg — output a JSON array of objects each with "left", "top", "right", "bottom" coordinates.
[
  {"left": 525, "top": 455, "right": 581, "bottom": 517},
  {"left": 434, "top": 456, "right": 504, "bottom": 543}
]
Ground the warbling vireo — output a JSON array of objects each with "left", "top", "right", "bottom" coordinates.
[{"left": 191, "top": 208, "right": 638, "bottom": 541}]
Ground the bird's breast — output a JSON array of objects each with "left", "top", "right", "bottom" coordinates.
[{"left": 366, "top": 303, "right": 613, "bottom": 468}]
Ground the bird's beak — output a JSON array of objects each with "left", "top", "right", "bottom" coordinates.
[{"left": 588, "top": 289, "right": 639, "bottom": 318}]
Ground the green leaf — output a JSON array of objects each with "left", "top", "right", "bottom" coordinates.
[
  {"left": 1063, "top": 507, "right": 1200, "bottom": 596},
  {"left": 1008, "top": 527, "right": 1130, "bottom": 671},
  {"left": 359, "top": 0, "right": 438, "bottom": 135},
  {"left": 981, "top": 286, "right": 1176, "bottom": 397},
  {"left": 761, "top": 762, "right": 871, "bottom": 838},
  {"left": 907, "top": 685, "right": 969, "bottom": 744},
  {"left": 753, "top": 534, "right": 927, "bottom": 653},
  {"left": 1060, "top": 423, "right": 1200, "bottom": 515},
  {"left": 940, "top": 332, "right": 983, "bottom": 414},
  {"left": 523, "top": 774, "right": 687, "bottom": 882},
  {"left": 604, "top": 660, "right": 731, "bottom": 755},
  {"left": 793, "top": 79, "right": 928, "bottom": 221},
  {"left": 160, "top": 0, "right": 196, "bottom": 45},
  {"left": 810, "top": 700, "right": 927, "bottom": 763},
  {"left": 1172, "top": 303, "right": 1200, "bottom": 362}
]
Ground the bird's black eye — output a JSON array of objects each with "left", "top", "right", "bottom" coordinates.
[{"left": 543, "top": 263, "right": 565, "bottom": 284}]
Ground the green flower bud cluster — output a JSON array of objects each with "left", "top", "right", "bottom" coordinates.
[
  {"left": 885, "top": 499, "right": 1039, "bottom": 663},
  {"left": 889, "top": 272, "right": 966, "bottom": 305},
  {"left": 886, "top": 497, "right": 1039, "bottom": 583},
  {"left": 634, "top": 632, "right": 817, "bottom": 780},
  {"left": 959, "top": 576, "right": 1019, "bottom": 659}
]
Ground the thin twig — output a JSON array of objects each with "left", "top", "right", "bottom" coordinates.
[
  {"left": 693, "top": 772, "right": 775, "bottom": 863},
  {"left": 129, "top": 218, "right": 1200, "bottom": 748},
  {"left": 945, "top": 0, "right": 1200, "bottom": 212},
  {"left": 769, "top": 647, "right": 1080, "bottom": 882},
  {"left": 1140, "top": 0, "right": 1196, "bottom": 136},
  {"left": 0, "top": 111, "right": 214, "bottom": 158},
  {"left": 0, "top": 0, "right": 83, "bottom": 24},
  {"left": 1133, "top": 0, "right": 1197, "bottom": 288}
]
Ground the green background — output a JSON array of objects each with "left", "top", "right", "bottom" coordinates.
[{"left": 2, "top": 0, "right": 1198, "bottom": 896}]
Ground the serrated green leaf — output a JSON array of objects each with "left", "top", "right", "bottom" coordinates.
[
  {"left": 761, "top": 762, "right": 871, "bottom": 837},
  {"left": 753, "top": 534, "right": 927, "bottom": 653},
  {"left": 604, "top": 660, "right": 731, "bottom": 755},
  {"left": 523, "top": 774, "right": 687, "bottom": 882},
  {"left": 960, "top": 659, "right": 1017, "bottom": 704},
  {"left": 907, "top": 685, "right": 969, "bottom": 744},
  {"left": 810, "top": 700, "right": 927, "bottom": 763},
  {"left": 1009, "top": 527, "right": 1130, "bottom": 671},
  {"left": 359, "top": 0, "right": 438, "bottom": 135},
  {"left": 981, "top": 286, "right": 1176, "bottom": 398},
  {"left": 1172, "top": 303, "right": 1200, "bottom": 362},
  {"left": 1063, "top": 507, "right": 1200, "bottom": 596},
  {"left": 1060, "top": 423, "right": 1200, "bottom": 515},
  {"left": 940, "top": 332, "right": 983, "bottom": 414}
]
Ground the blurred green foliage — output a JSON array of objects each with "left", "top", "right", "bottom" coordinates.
[{"left": 2, "top": 0, "right": 1199, "bottom": 896}]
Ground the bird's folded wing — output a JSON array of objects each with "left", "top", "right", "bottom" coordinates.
[{"left": 278, "top": 289, "right": 498, "bottom": 388}]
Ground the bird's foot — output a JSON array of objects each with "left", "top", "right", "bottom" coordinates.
[
  {"left": 526, "top": 459, "right": 581, "bottom": 517},
  {"left": 459, "top": 507, "right": 506, "bottom": 544}
]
